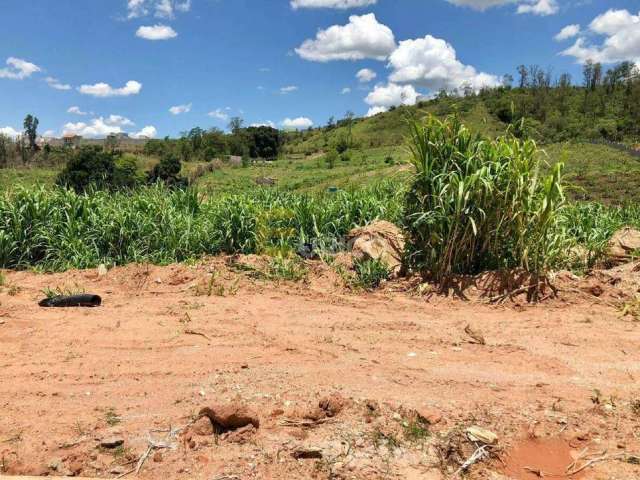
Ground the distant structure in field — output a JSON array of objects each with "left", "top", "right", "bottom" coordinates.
[{"left": 63, "top": 134, "right": 83, "bottom": 148}]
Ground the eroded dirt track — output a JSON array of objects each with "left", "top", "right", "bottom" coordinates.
[{"left": 0, "top": 261, "right": 639, "bottom": 479}]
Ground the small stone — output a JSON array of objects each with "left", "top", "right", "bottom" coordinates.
[
  {"left": 199, "top": 403, "right": 260, "bottom": 430},
  {"left": 69, "top": 459, "right": 83, "bottom": 476},
  {"left": 292, "top": 447, "right": 323, "bottom": 460},
  {"left": 466, "top": 426, "right": 498, "bottom": 445},
  {"left": 153, "top": 451, "right": 163, "bottom": 463},
  {"left": 318, "top": 393, "right": 345, "bottom": 417},
  {"left": 416, "top": 407, "right": 443, "bottom": 425},
  {"left": 241, "top": 363, "right": 249, "bottom": 369},
  {"left": 99, "top": 436, "right": 124, "bottom": 449},
  {"left": 48, "top": 458, "right": 63, "bottom": 471},
  {"left": 192, "top": 416, "right": 214, "bottom": 436}
]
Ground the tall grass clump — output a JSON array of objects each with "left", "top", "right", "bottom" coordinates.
[
  {"left": 404, "top": 115, "right": 567, "bottom": 283},
  {"left": 0, "top": 182, "right": 404, "bottom": 271}
]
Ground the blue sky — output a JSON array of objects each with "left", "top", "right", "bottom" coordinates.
[{"left": 1, "top": 0, "right": 639, "bottom": 138}]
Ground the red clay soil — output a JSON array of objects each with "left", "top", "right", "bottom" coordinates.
[{"left": 0, "top": 257, "right": 639, "bottom": 479}]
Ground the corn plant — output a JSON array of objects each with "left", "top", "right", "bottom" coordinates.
[{"left": 403, "top": 115, "right": 568, "bottom": 284}]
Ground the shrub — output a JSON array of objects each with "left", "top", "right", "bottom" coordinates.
[
  {"left": 384, "top": 155, "right": 395, "bottom": 165},
  {"left": 113, "top": 154, "right": 143, "bottom": 189},
  {"left": 325, "top": 150, "right": 338, "bottom": 169},
  {"left": 56, "top": 147, "right": 119, "bottom": 192},
  {"left": 334, "top": 135, "right": 349, "bottom": 154},
  {"left": 404, "top": 115, "right": 567, "bottom": 284},
  {"left": 147, "top": 152, "right": 186, "bottom": 187}
]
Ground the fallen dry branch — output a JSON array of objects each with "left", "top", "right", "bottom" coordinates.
[
  {"left": 566, "top": 451, "right": 638, "bottom": 476},
  {"left": 184, "top": 329, "right": 211, "bottom": 341},
  {"left": 454, "top": 444, "right": 490, "bottom": 476},
  {"left": 278, "top": 417, "right": 334, "bottom": 429}
]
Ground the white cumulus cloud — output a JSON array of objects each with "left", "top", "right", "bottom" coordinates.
[
  {"left": 295, "top": 13, "right": 396, "bottom": 62},
  {"left": 127, "top": 0, "right": 190, "bottom": 19},
  {"left": 365, "top": 83, "right": 419, "bottom": 109},
  {"left": 280, "top": 85, "right": 299, "bottom": 94},
  {"left": 63, "top": 115, "right": 149, "bottom": 138},
  {"left": 445, "top": 0, "right": 558, "bottom": 15},
  {"left": 63, "top": 118, "right": 123, "bottom": 138},
  {"left": 282, "top": 117, "right": 314, "bottom": 130},
  {"left": 132, "top": 126, "right": 157, "bottom": 138},
  {"left": 291, "top": 0, "right": 377, "bottom": 9},
  {"left": 356, "top": 68, "right": 377, "bottom": 83},
  {"left": 105, "top": 115, "right": 135, "bottom": 127},
  {"left": 45, "top": 77, "right": 71, "bottom": 90},
  {"left": 555, "top": 24, "right": 581, "bottom": 41},
  {"left": 208, "top": 109, "right": 229, "bottom": 121},
  {"left": 388, "top": 35, "right": 500, "bottom": 93},
  {"left": 67, "top": 106, "right": 89, "bottom": 115},
  {"left": 561, "top": 9, "right": 640, "bottom": 64},
  {"left": 365, "top": 106, "right": 388, "bottom": 117},
  {"left": 516, "top": 0, "right": 558, "bottom": 16},
  {"left": 169, "top": 103, "right": 192, "bottom": 115},
  {"left": 0, "top": 126, "right": 21, "bottom": 138},
  {"left": 0, "top": 57, "right": 41, "bottom": 80},
  {"left": 78, "top": 80, "right": 142, "bottom": 97},
  {"left": 136, "top": 24, "right": 178, "bottom": 40}
]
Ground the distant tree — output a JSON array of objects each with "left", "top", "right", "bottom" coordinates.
[
  {"left": 344, "top": 110, "right": 355, "bottom": 148},
  {"left": 202, "top": 128, "right": 227, "bottom": 158},
  {"left": 502, "top": 74, "right": 514, "bottom": 88},
  {"left": 0, "top": 134, "right": 9, "bottom": 168},
  {"left": 246, "top": 126, "right": 282, "bottom": 159},
  {"left": 187, "top": 127, "right": 204, "bottom": 152},
  {"left": 326, "top": 116, "right": 335, "bottom": 130},
  {"left": 583, "top": 60, "right": 595, "bottom": 89},
  {"left": 517, "top": 65, "right": 529, "bottom": 88},
  {"left": 177, "top": 137, "right": 191, "bottom": 162},
  {"left": 23, "top": 114, "right": 39, "bottom": 152},
  {"left": 228, "top": 117, "right": 244, "bottom": 134},
  {"left": 558, "top": 73, "right": 572, "bottom": 89}
]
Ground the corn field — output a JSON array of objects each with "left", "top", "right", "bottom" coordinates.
[{"left": 0, "top": 183, "right": 404, "bottom": 271}]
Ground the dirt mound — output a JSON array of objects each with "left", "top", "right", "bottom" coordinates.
[
  {"left": 347, "top": 220, "right": 405, "bottom": 275},
  {"left": 608, "top": 227, "right": 640, "bottom": 264}
]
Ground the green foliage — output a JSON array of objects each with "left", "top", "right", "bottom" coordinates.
[
  {"left": 334, "top": 135, "right": 350, "bottom": 154},
  {"left": 23, "top": 114, "right": 39, "bottom": 152},
  {"left": 0, "top": 182, "right": 403, "bottom": 271},
  {"left": 353, "top": 258, "right": 390, "bottom": 289},
  {"left": 147, "top": 152, "right": 186, "bottom": 187},
  {"left": 325, "top": 150, "right": 338, "bottom": 169},
  {"left": 246, "top": 126, "right": 282, "bottom": 159},
  {"left": 264, "top": 255, "right": 308, "bottom": 282},
  {"left": 56, "top": 146, "right": 118, "bottom": 192},
  {"left": 114, "top": 154, "right": 143, "bottom": 189},
  {"left": 404, "top": 115, "right": 567, "bottom": 282}
]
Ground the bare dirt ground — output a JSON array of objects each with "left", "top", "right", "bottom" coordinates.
[{"left": 0, "top": 257, "right": 639, "bottom": 480}]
